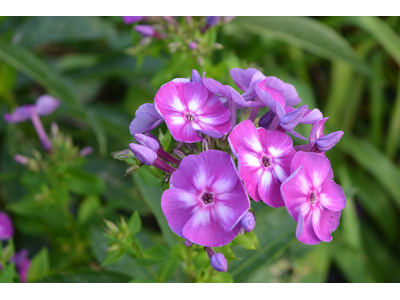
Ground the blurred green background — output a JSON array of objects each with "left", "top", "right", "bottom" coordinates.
[{"left": 1, "top": 16, "right": 400, "bottom": 283}]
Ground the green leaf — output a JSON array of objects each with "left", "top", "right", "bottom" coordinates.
[
  {"left": 77, "top": 195, "right": 101, "bottom": 226},
  {"left": 27, "top": 248, "right": 50, "bottom": 283},
  {"left": 64, "top": 167, "right": 105, "bottom": 196},
  {"left": 157, "top": 259, "right": 179, "bottom": 282},
  {"left": 133, "top": 172, "right": 177, "bottom": 248},
  {"left": 0, "top": 264, "right": 17, "bottom": 283},
  {"left": 349, "top": 16, "right": 400, "bottom": 66},
  {"left": 136, "top": 245, "right": 170, "bottom": 266},
  {"left": 0, "top": 41, "right": 106, "bottom": 154},
  {"left": 230, "top": 17, "right": 370, "bottom": 75},
  {"left": 217, "top": 245, "right": 239, "bottom": 262},
  {"left": 210, "top": 272, "right": 234, "bottom": 283},
  {"left": 386, "top": 74, "right": 400, "bottom": 159},
  {"left": 101, "top": 248, "right": 126, "bottom": 267},
  {"left": 12, "top": 16, "right": 118, "bottom": 49},
  {"left": 137, "top": 165, "right": 162, "bottom": 187},
  {"left": 128, "top": 211, "right": 141, "bottom": 236},
  {"left": 336, "top": 133, "right": 400, "bottom": 210},
  {"left": 35, "top": 269, "right": 131, "bottom": 283},
  {"left": 194, "top": 250, "right": 209, "bottom": 279},
  {"left": 232, "top": 232, "right": 260, "bottom": 250}
]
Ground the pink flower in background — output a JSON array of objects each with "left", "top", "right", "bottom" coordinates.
[
  {"left": 228, "top": 120, "right": 295, "bottom": 207},
  {"left": 122, "top": 16, "right": 144, "bottom": 24},
  {"left": 4, "top": 95, "right": 60, "bottom": 150},
  {"left": 11, "top": 249, "right": 31, "bottom": 283},
  {"left": 281, "top": 152, "right": 346, "bottom": 245},
  {"left": 155, "top": 81, "right": 231, "bottom": 143},
  {"left": 161, "top": 150, "right": 250, "bottom": 247},
  {"left": 0, "top": 211, "right": 13, "bottom": 240}
]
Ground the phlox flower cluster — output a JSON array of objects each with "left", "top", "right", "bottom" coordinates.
[{"left": 123, "top": 67, "right": 346, "bottom": 272}]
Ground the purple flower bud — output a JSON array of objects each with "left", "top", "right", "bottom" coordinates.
[
  {"left": 279, "top": 105, "right": 307, "bottom": 131},
  {"left": 184, "top": 240, "right": 193, "bottom": 247},
  {"left": 134, "top": 133, "right": 160, "bottom": 152},
  {"left": 122, "top": 16, "right": 144, "bottom": 24},
  {"left": 11, "top": 249, "right": 30, "bottom": 283},
  {"left": 0, "top": 212, "right": 14, "bottom": 240},
  {"left": 210, "top": 253, "right": 228, "bottom": 272},
  {"left": 14, "top": 154, "right": 29, "bottom": 165},
  {"left": 315, "top": 131, "right": 344, "bottom": 152},
  {"left": 134, "top": 25, "right": 156, "bottom": 37},
  {"left": 80, "top": 146, "right": 93, "bottom": 157},
  {"left": 240, "top": 212, "right": 256, "bottom": 232},
  {"left": 188, "top": 41, "right": 197, "bottom": 50},
  {"left": 206, "top": 16, "right": 221, "bottom": 27},
  {"left": 129, "top": 143, "right": 157, "bottom": 165}
]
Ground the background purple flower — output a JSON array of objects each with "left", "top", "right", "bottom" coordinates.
[
  {"left": 11, "top": 249, "right": 30, "bottom": 283},
  {"left": 161, "top": 150, "right": 250, "bottom": 247},
  {"left": 0, "top": 211, "right": 13, "bottom": 240},
  {"left": 122, "top": 16, "right": 144, "bottom": 24},
  {"left": 281, "top": 152, "right": 346, "bottom": 245}
]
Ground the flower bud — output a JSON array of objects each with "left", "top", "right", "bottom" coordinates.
[
  {"left": 280, "top": 105, "right": 307, "bottom": 131},
  {"left": 210, "top": 253, "right": 228, "bottom": 272},
  {"left": 315, "top": 131, "right": 344, "bottom": 152},
  {"left": 188, "top": 42, "right": 197, "bottom": 50},
  {"left": 134, "top": 133, "right": 160, "bottom": 152},
  {"left": 0, "top": 212, "right": 14, "bottom": 240},
  {"left": 129, "top": 143, "right": 157, "bottom": 165},
  {"left": 134, "top": 25, "right": 157, "bottom": 37},
  {"left": 124, "top": 165, "right": 140, "bottom": 177},
  {"left": 111, "top": 149, "right": 135, "bottom": 161},
  {"left": 240, "top": 212, "right": 256, "bottom": 232},
  {"left": 184, "top": 240, "right": 193, "bottom": 247}
]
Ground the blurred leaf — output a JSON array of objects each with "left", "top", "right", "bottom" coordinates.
[
  {"left": 130, "top": 278, "right": 157, "bottom": 283},
  {"left": 137, "top": 165, "right": 162, "bottom": 187},
  {"left": 27, "top": 248, "right": 50, "bottom": 283},
  {"left": 337, "top": 133, "right": 400, "bottom": 209},
  {"left": 232, "top": 231, "right": 260, "bottom": 251},
  {"left": 101, "top": 248, "right": 126, "bottom": 267},
  {"left": 0, "top": 41, "right": 106, "bottom": 154},
  {"left": 194, "top": 250, "right": 209, "bottom": 279},
  {"left": 64, "top": 167, "right": 105, "bottom": 196},
  {"left": 210, "top": 272, "right": 234, "bottom": 283},
  {"left": 133, "top": 172, "right": 177, "bottom": 248},
  {"left": 12, "top": 16, "right": 118, "bottom": 49},
  {"left": 217, "top": 245, "right": 239, "bottom": 262},
  {"left": 0, "top": 264, "right": 17, "bottom": 283},
  {"left": 128, "top": 211, "right": 141, "bottom": 236},
  {"left": 231, "top": 17, "right": 370, "bottom": 75},
  {"left": 35, "top": 269, "right": 130, "bottom": 283},
  {"left": 332, "top": 241, "right": 366, "bottom": 283},
  {"left": 77, "top": 195, "right": 101, "bottom": 226},
  {"left": 350, "top": 16, "right": 400, "bottom": 66},
  {"left": 157, "top": 259, "right": 179, "bottom": 282},
  {"left": 136, "top": 245, "right": 170, "bottom": 266},
  {"left": 386, "top": 74, "right": 400, "bottom": 159}
]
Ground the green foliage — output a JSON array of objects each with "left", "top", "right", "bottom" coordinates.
[{"left": 27, "top": 248, "right": 50, "bottom": 282}]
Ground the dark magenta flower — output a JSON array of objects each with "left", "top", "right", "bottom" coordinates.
[
  {"left": 4, "top": 95, "right": 60, "bottom": 150},
  {"left": 161, "top": 150, "right": 250, "bottom": 247},
  {"left": 11, "top": 249, "right": 30, "bottom": 283},
  {"left": 228, "top": 120, "right": 295, "bottom": 207},
  {"left": 154, "top": 81, "right": 231, "bottom": 143},
  {"left": 281, "top": 152, "right": 346, "bottom": 245},
  {"left": 122, "top": 16, "right": 144, "bottom": 24},
  {"left": 0, "top": 211, "right": 13, "bottom": 240}
]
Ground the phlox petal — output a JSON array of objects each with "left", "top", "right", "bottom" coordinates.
[
  {"left": 258, "top": 168, "right": 285, "bottom": 207},
  {"left": 319, "top": 177, "right": 346, "bottom": 211},
  {"left": 296, "top": 204, "right": 321, "bottom": 245},
  {"left": 228, "top": 120, "right": 262, "bottom": 157},
  {"left": 238, "top": 148, "right": 263, "bottom": 201},
  {"left": 312, "top": 204, "right": 341, "bottom": 242}
]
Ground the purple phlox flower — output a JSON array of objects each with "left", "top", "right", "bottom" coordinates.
[
  {"left": 129, "top": 143, "right": 176, "bottom": 174},
  {"left": 162, "top": 16, "right": 179, "bottom": 27},
  {"left": 154, "top": 81, "right": 231, "bottom": 143},
  {"left": 228, "top": 120, "right": 296, "bottom": 207},
  {"left": 80, "top": 146, "right": 93, "bottom": 157},
  {"left": 294, "top": 117, "right": 344, "bottom": 153},
  {"left": 240, "top": 211, "right": 256, "bottom": 232},
  {"left": 229, "top": 68, "right": 266, "bottom": 101},
  {"left": 4, "top": 95, "right": 60, "bottom": 150},
  {"left": 206, "top": 16, "right": 221, "bottom": 27},
  {"left": 281, "top": 152, "right": 346, "bottom": 245},
  {"left": 161, "top": 150, "right": 250, "bottom": 247},
  {"left": 129, "top": 103, "right": 164, "bottom": 136},
  {"left": 11, "top": 249, "right": 30, "bottom": 283},
  {"left": 134, "top": 25, "right": 164, "bottom": 38},
  {"left": 122, "top": 16, "right": 144, "bottom": 24},
  {"left": 0, "top": 211, "right": 13, "bottom": 240},
  {"left": 202, "top": 71, "right": 265, "bottom": 127},
  {"left": 255, "top": 78, "right": 313, "bottom": 140}
]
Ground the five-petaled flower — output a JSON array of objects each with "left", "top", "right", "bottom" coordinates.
[
  {"left": 161, "top": 150, "right": 250, "bottom": 247},
  {"left": 228, "top": 120, "right": 296, "bottom": 207},
  {"left": 155, "top": 81, "right": 231, "bottom": 143},
  {"left": 281, "top": 152, "right": 346, "bottom": 245}
]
